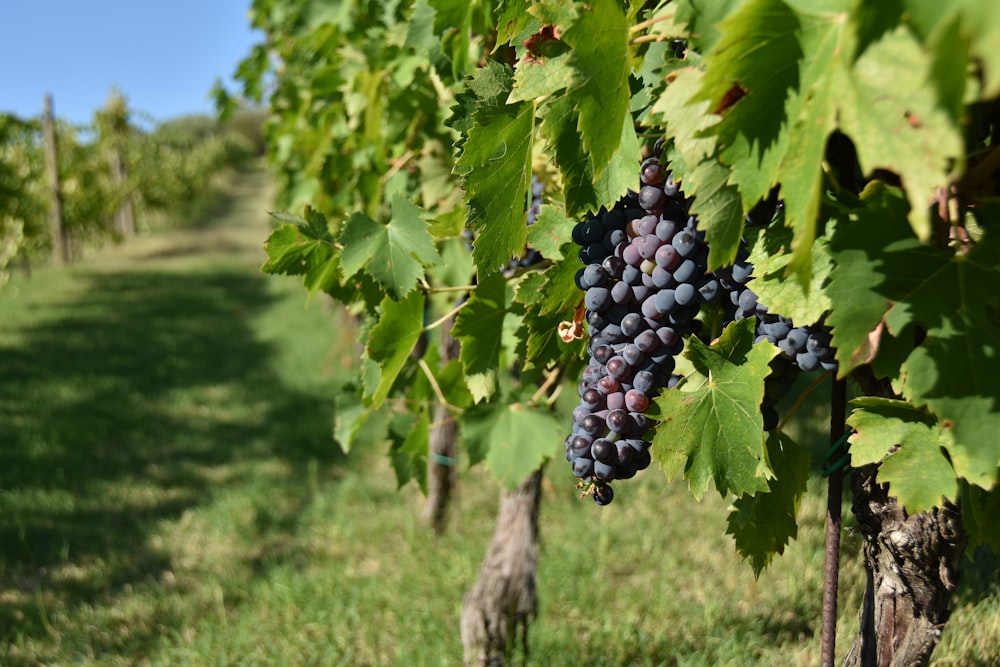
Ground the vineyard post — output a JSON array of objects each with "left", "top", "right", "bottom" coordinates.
[
  {"left": 821, "top": 377, "right": 848, "bottom": 666},
  {"left": 103, "top": 91, "right": 135, "bottom": 238},
  {"left": 109, "top": 141, "right": 134, "bottom": 238},
  {"left": 41, "top": 94, "right": 67, "bottom": 264}
]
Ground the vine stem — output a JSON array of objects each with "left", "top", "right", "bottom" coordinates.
[
  {"left": 423, "top": 299, "right": 470, "bottom": 332},
  {"left": 821, "top": 377, "right": 848, "bottom": 667},
  {"left": 628, "top": 12, "right": 674, "bottom": 34},
  {"left": 417, "top": 358, "right": 463, "bottom": 414},
  {"left": 530, "top": 367, "right": 563, "bottom": 406}
]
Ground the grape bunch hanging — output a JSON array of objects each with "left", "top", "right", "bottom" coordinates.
[{"left": 564, "top": 154, "right": 837, "bottom": 505}]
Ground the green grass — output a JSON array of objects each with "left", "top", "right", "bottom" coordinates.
[{"left": 1, "top": 163, "right": 997, "bottom": 666}]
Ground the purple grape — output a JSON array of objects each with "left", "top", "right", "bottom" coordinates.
[
  {"left": 635, "top": 235, "right": 661, "bottom": 260},
  {"left": 585, "top": 287, "right": 611, "bottom": 312},
  {"left": 674, "top": 282, "right": 697, "bottom": 306},
  {"left": 672, "top": 230, "right": 697, "bottom": 257},
  {"left": 593, "top": 483, "right": 614, "bottom": 505},
  {"left": 625, "top": 389, "right": 650, "bottom": 413},
  {"left": 620, "top": 312, "right": 645, "bottom": 337},
  {"left": 640, "top": 158, "right": 664, "bottom": 186}
]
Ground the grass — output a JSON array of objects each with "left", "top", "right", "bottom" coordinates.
[{"left": 1, "top": 162, "right": 997, "bottom": 666}]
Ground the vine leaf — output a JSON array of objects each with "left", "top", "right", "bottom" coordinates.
[
  {"left": 455, "top": 62, "right": 535, "bottom": 275},
  {"left": 453, "top": 271, "right": 508, "bottom": 403},
  {"left": 746, "top": 223, "right": 833, "bottom": 328},
  {"left": 685, "top": 158, "right": 744, "bottom": 270},
  {"left": 826, "top": 183, "right": 913, "bottom": 373},
  {"left": 847, "top": 398, "right": 957, "bottom": 513},
  {"left": 525, "top": 205, "right": 571, "bottom": 262},
  {"left": 514, "top": 250, "right": 581, "bottom": 316},
  {"left": 365, "top": 290, "right": 426, "bottom": 408},
  {"left": 338, "top": 196, "right": 440, "bottom": 300},
  {"left": 261, "top": 210, "right": 340, "bottom": 295},
  {"left": 961, "top": 483, "right": 1000, "bottom": 554},
  {"left": 462, "top": 401, "right": 563, "bottom": 488},
  {"left": 695, "top": 0, "right": 802, "bottom": 210},
  {"left": 726, "top": 431, "right": 811, "bottom": 577},
  {"left": 648, "top": 66, "right": 718, "bottom": 171},
  {"left": 894, "top": 259, "right": 1000, "bottom": 489},
  {"left": 837, "top": 26, "right": 963, "bottom": 242},
  {"left": 540, "top": 96, "right": 598, "bottom": 217},
  {"left": 333, "top": 388, "right": 389, "bottom": 455},
  {"left": 652, "top": 318, "right": 776, "bottom": 499},
  {"left": 388, "top": 409, "right": 429, "bottom": 493},
  {"left": 510, "top": 51, "right": 574, "bottom": 104},
  {"left": 562, "top": 0, "right": 639, "bottom": 182},
  {"left": 771, "top": 2, "right": 847, "bottom": 283},
  {"left": 829, "top": 187, "right": 1000, "bottom": 488}
]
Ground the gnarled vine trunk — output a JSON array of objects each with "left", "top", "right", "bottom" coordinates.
[
  {"left": 844, "top": 465, "right": 966, "bottom": 667},
  {"left": 460, "top": 468, "right": 542, "bottom": 666},
  {"left": 422, "top": 322, "right": 458, "bottom": 533}
]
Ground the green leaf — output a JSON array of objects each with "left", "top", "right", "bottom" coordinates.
[
  {"left": 261, "top": 213, "right": 341, "bottom": 295},
  {"left": 847, "top": 398, "right": 957, "bottom": 513},
  {"left": 652, "top": 318, "right": 777, "bottom": 498},
  {"left": 526, "top": 205, "right": 571, "bottom": 261},
  {"left": 540, "top": 96, "right": 598, "bottom": 217},
  {"left": 510, "top": 52, "right": 574, "bottom": 103},
  {"left": 837, "top": 27, "right": 963, "bottom": 241},
  {"left": 388, "top": 409, "right": 429, "bottom": 493},
  {"left": 674, "top": 0, "right": 749, "bottom": 52},
  {"left": 338, "top": 196, "right": 440, "bottom": 300},
  {"left": 479, "top": 402, "right": 563, "bottom": 488},
  {"left": 768, "top": 2, "right": 851, "bottom": 283},
  {"left": 452, "top": 271, "right": 508, "bottom": 403},
  {"left": 648, "top": 67, "right": 718, "bottom": 170},
  {"left": 885, "top": 236, "right": 1000, "bottom": 488},
  {"left": 685, "top": 159, "right": 744, "bottom": 270},
  {"left": 825, "top": 183, "right": 913, "bottom": 374},
  {"left": 496, "top": 0, "right": 535, "bottom": 47},
  {"left": 519, "top": 303, "right": 586, "bottom": 373},
  {"left": 960, "top": 482, "right": 1000, "bottom": 554},
  {"left": 365, "top": 290, "right": 427, "bottom": 407},
  {"left": 333, "top": 388, "right": 389, "bottom": 455},
  {"left": 745, "top": 222, "right": 833, "bottom": 328},
  {"left": 514, "top": 250, "right": 582, "bottom": 316},
  {"left": 540, "top": 97, "right": 637, "bottom": 216},
  {"left": 593, "top": 111, "right": 642, "bottom": 209},
  {"left": 455, "top": 62, "right": 536, "bottom": 274},
  {"left": 726, "top": 432, "right": 811, "bottom": 577},
  {"left": 696, "top": 0, "right": 802, "bottom": 210},
  {"left": 562, "top": 0, "right": 636, "bottom": 177}
]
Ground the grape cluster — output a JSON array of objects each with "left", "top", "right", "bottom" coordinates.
[
  {"left": 565, "top": 157, "right": 714, "bottom": 505},
  {"left": 713, "top": 248, "right": 837, "bottom": 430},
  {"left": 565, "top": 155, "right": 838, "bottom": 504}
]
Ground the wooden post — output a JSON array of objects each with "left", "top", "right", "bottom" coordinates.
[
  {"left": 41, "top": 94, "right": 68, "bottom": 264},
  {"left": 110, "top": 143, "right": 135, "bottom": 237},
  {"left": 104, "top": 91, "right": 135, "bottom": 237}
]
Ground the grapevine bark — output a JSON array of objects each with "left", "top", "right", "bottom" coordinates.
[
  {"left": 460, "top": 468, "right": 542, "bottom": 666},
  {"left": 843, "top": 465, "right": 966, "bottom": 666}
]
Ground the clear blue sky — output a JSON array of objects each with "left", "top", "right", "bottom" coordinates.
[{"left": 0, "top": 1, "right": 263, "bottom": 127}]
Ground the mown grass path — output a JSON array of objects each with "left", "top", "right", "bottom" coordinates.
[{"left": 0, "top": 164, "right": 361, "bottom": 664}]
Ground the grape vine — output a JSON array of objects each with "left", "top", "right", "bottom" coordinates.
[{"left": 235, "top": 0, "right": 1000, "bottom": 662}]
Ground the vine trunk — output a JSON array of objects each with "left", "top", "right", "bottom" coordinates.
[
  {"left": 844, "top": 465, "right": 966, "bottom": 666},
  {"left": 460, "top": 468, "right": 542, "bottom": 666}
]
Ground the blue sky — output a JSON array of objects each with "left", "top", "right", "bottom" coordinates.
[{"left": 0, "top": 1, "right": 263, "bottom": 128}]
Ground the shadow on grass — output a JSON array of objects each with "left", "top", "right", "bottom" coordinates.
[{"left": 0, "top": 266, "right": 344, "bottom": 659}]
